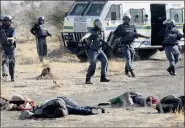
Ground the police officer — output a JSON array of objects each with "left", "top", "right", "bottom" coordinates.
[
  {"left": 0, "top": 16, "right": 4, "bottom": 25},
  {"left": 30, "top": 16, "right": 51, "bottom": 62},
  {"left": 159, "top": 19, "right": 185, "bottom": 76},
  {"left": 0, "top": 16, "right": 8, "bottom": 53},
  {"left": 183, "top": 22, "right": 185, "bottom": 35},
  {"left": 1, "top": 16, "right": 16, "bottom": 81},
  {"left": 80, "top": 19, "right": 110, "bottom": 84},
  {"left": 113, "top": 13, "right": 150, "bottom": 77}
]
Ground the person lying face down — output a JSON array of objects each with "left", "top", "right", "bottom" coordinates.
[
  {"left": 156, "top": 95, "right": 185, "bottom": 113},
  {"left": 98, "top": 91, "right": 159, "bottom": 107},
  {"left": 20, "top": 96, "right": 106, "bottom": 120}
]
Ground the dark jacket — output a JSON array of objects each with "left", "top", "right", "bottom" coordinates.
[
  {"left": 0, "top": 25, "right": 8, "bottom": 48},
  {"left": 158, "top": 27, "right": 183, "bottom": 46},
  {"left": 1, "top": 25, "right": 16, "bottom": 55},
  {"left": 183, "top": 23, "right": 185, "bottom": 35},
  {"left": 30, "top": 23, "right": 51, "bottom": 38},
  {"left": 86, "top": 28, "right": 104, "bottom": 51},
  {"left": 156, "top": 95, "right": 185, "bottom": 113},
  {"left": 113, "top": 23, "right": 139, "bottom": 44}
]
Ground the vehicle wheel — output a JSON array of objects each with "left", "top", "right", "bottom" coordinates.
[
  {"left": 76, "top": 54, "right": 88, "bottom": 62},
  {"left": 135, "top": 49, "right": 158, "bottom": 60}
]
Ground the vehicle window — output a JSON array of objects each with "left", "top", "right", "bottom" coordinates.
[
  {"left": 86, "top": 3, "right": 105, "bottom": 16},
  {"left": 170, "top": 9, "right": 183, "bottom": 24},
  {"left": 70, "top": 3, "right": 88, "bottom": 15},
  {"left": 105, "top": 4, "right": 121, "bottom": 20},
  {"left": 130, "top": 9, "right": 144, "bottom": 24}
]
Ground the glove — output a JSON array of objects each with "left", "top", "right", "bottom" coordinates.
[{"left": 176, "top": 34, "right": 183, "bottom": 40}]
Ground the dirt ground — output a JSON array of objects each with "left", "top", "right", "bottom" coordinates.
[{"left": 0, "top": 41, "right": 184, "bottom": 127}]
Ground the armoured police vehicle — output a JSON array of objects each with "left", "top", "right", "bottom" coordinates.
[{"left": 61, "top": 0, "right": 184, "bottom": 61}]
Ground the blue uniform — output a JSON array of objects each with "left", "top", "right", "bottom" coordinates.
[
  {"left": 86, "top": 28, "right": 108, "bottom": 80},
  {"left": 1, "top": 24, "right": 16, "bottom": 80},
  {"left": 114, "top": 23, "right": 139, "bottom": 73},
  {"left": 163, "top": 27, "right": 182, "bottom": 67},
  {"left": 158, "top": 26, "right": 183, "bottom": 75},
  {"left": 30, "top": 23, "right": 50, "bottom": 62},
  {"left": 183, "top": 23, "right": 185, "bottom": 35}
]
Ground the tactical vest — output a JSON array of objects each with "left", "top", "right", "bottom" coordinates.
[
  {"left": 87, "top": 29, "right": 103, "bottom": 51},
  {"left": 119, "top": 24, "right": 137, "bottom": 43},
  {"left": 2, "top": 25, "right": 15, "bottom": 47},
  {"left": 163, "top": 28, "right": 179, "bottom": 45},
  {"left": 38, "top": 24, "right": 48, "bottom": 37}
]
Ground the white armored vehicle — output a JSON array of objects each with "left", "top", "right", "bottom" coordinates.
[{"left": 61, "top": 0, "right": 184, "bottom": 61}]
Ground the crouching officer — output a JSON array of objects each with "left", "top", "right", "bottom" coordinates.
[
  {"left": 158, "top": 19, "right": 185, "bottom": 76},
  {"left": 1, "top": 16, "right": 16, "bottom": 81},
  {"left": 113, "top": 13, "right": 150, "bottom": 77},
  {"left": 80, "top": 19, "right": 110, "bottom": 84},
  {"left": 30, "top": 16, "right": 51, "bottom": 62}
]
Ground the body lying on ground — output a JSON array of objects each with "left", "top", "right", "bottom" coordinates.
[
  {"left": 20, "top": 96, "right": 106, "bottom": 120},
  {"left": 0, "top": 94, "right": 35, "bottom": 111},
  {"left": 156, "top": 95, "right": 185, "bottom": 113},
  {"left": 98, "top": 91, "right": 159, "bottom": 107}
]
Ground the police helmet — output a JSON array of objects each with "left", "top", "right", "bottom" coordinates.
[
  {"left": 3, "top": 15, "right": 12, "bottom": 22},
  {"left": 163, "top": 19, "right": 175, "bottom": 25},
  {"left": 38, "top": 16, "right": 45, "bottom": 21},
  {"left": 123, "top": 13, "right": 131, "bottom": 20},
  {"left": 93, "top": 19, "right": 102, "bottom": 29}
]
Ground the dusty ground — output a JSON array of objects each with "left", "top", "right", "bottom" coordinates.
[{"left": 0, "top": 41, "right": 184, "bottom": 127}]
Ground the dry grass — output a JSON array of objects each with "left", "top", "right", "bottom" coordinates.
[
  {"left": 108, "top": 60, "right": 124, "bottom": 76},
  {"left": 174, "top": 109, "right": 184, "bottom": 121}
]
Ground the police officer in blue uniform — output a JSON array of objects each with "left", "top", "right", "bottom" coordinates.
[
  {"left": 114, "top": 13, "right": 150, "bottom": 77},
  {"left": 1, "top": 16, "right": 16, "bottom": 81},
  {"left": 0, "top": 16, "right": 3, "bottom": 25},
  {"left": 0, "top": 16, "right": 8, "bottom": 52},
  {"left": 80, "top": 19, "right": 110, "bottom": 84},
  {"left": 30, "top": 16, "right": 51, "bottom": 62},
  {"left": 183, "top": 22, "right": 185, "bottom": 35},
  {"left": 158, "top": 19, "right": 185, "bottom": 76}
]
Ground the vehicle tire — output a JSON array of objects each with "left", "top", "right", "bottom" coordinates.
[
  {"left": 134, "top": 49, "right": 158, "bottom": 60},
  {"left": 76, "top": 54, "right": 88, "bottom": 62}
]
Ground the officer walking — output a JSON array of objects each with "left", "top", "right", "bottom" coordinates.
[
  {"left": 30, "top": 16, "right": 51, "bottom": 62},
  {"left": 183, "top": 22, "right": 185, "bottom": 35},
  {"left": 1, "top": 16, "right": 16, "bottom": 81},
  {"left": 80, "top": 19, "right": 110, "bottom": 84},
  {"left": 0, "top": 16, "right": 3, "bottom": 25},
  {"left": 113, "top": 13, "right": 150, "bottom": 77},
  {"left": 158, "top": 19, "right": 185, "bottom": 76}
]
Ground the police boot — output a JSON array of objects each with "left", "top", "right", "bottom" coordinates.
[
  {"left": 100, "top": 76, "right": 110, "bottom": 82},
  {"left": 125, "top": 70, "right": 131, "bottom": 77},
  {"left": 11, "top": 74, "right": 15, "bottom": 82},
  {"left": 167, "top": 67, "right": 173, "bottom": 75},
  {"left": 39, "top": 56, "right": 43, "bottom": 62},
  {"left": 85, "top": 77, "right": 93, "bottom": 84},
  {"left": 171, "top": 67, "right": 176, "bottom": 76},
  {"left": 130, "top": 71, "right": 135, "bottom": 78},
  {"left": 2, "top": 73, "right": 8, "bottom": 81}
]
